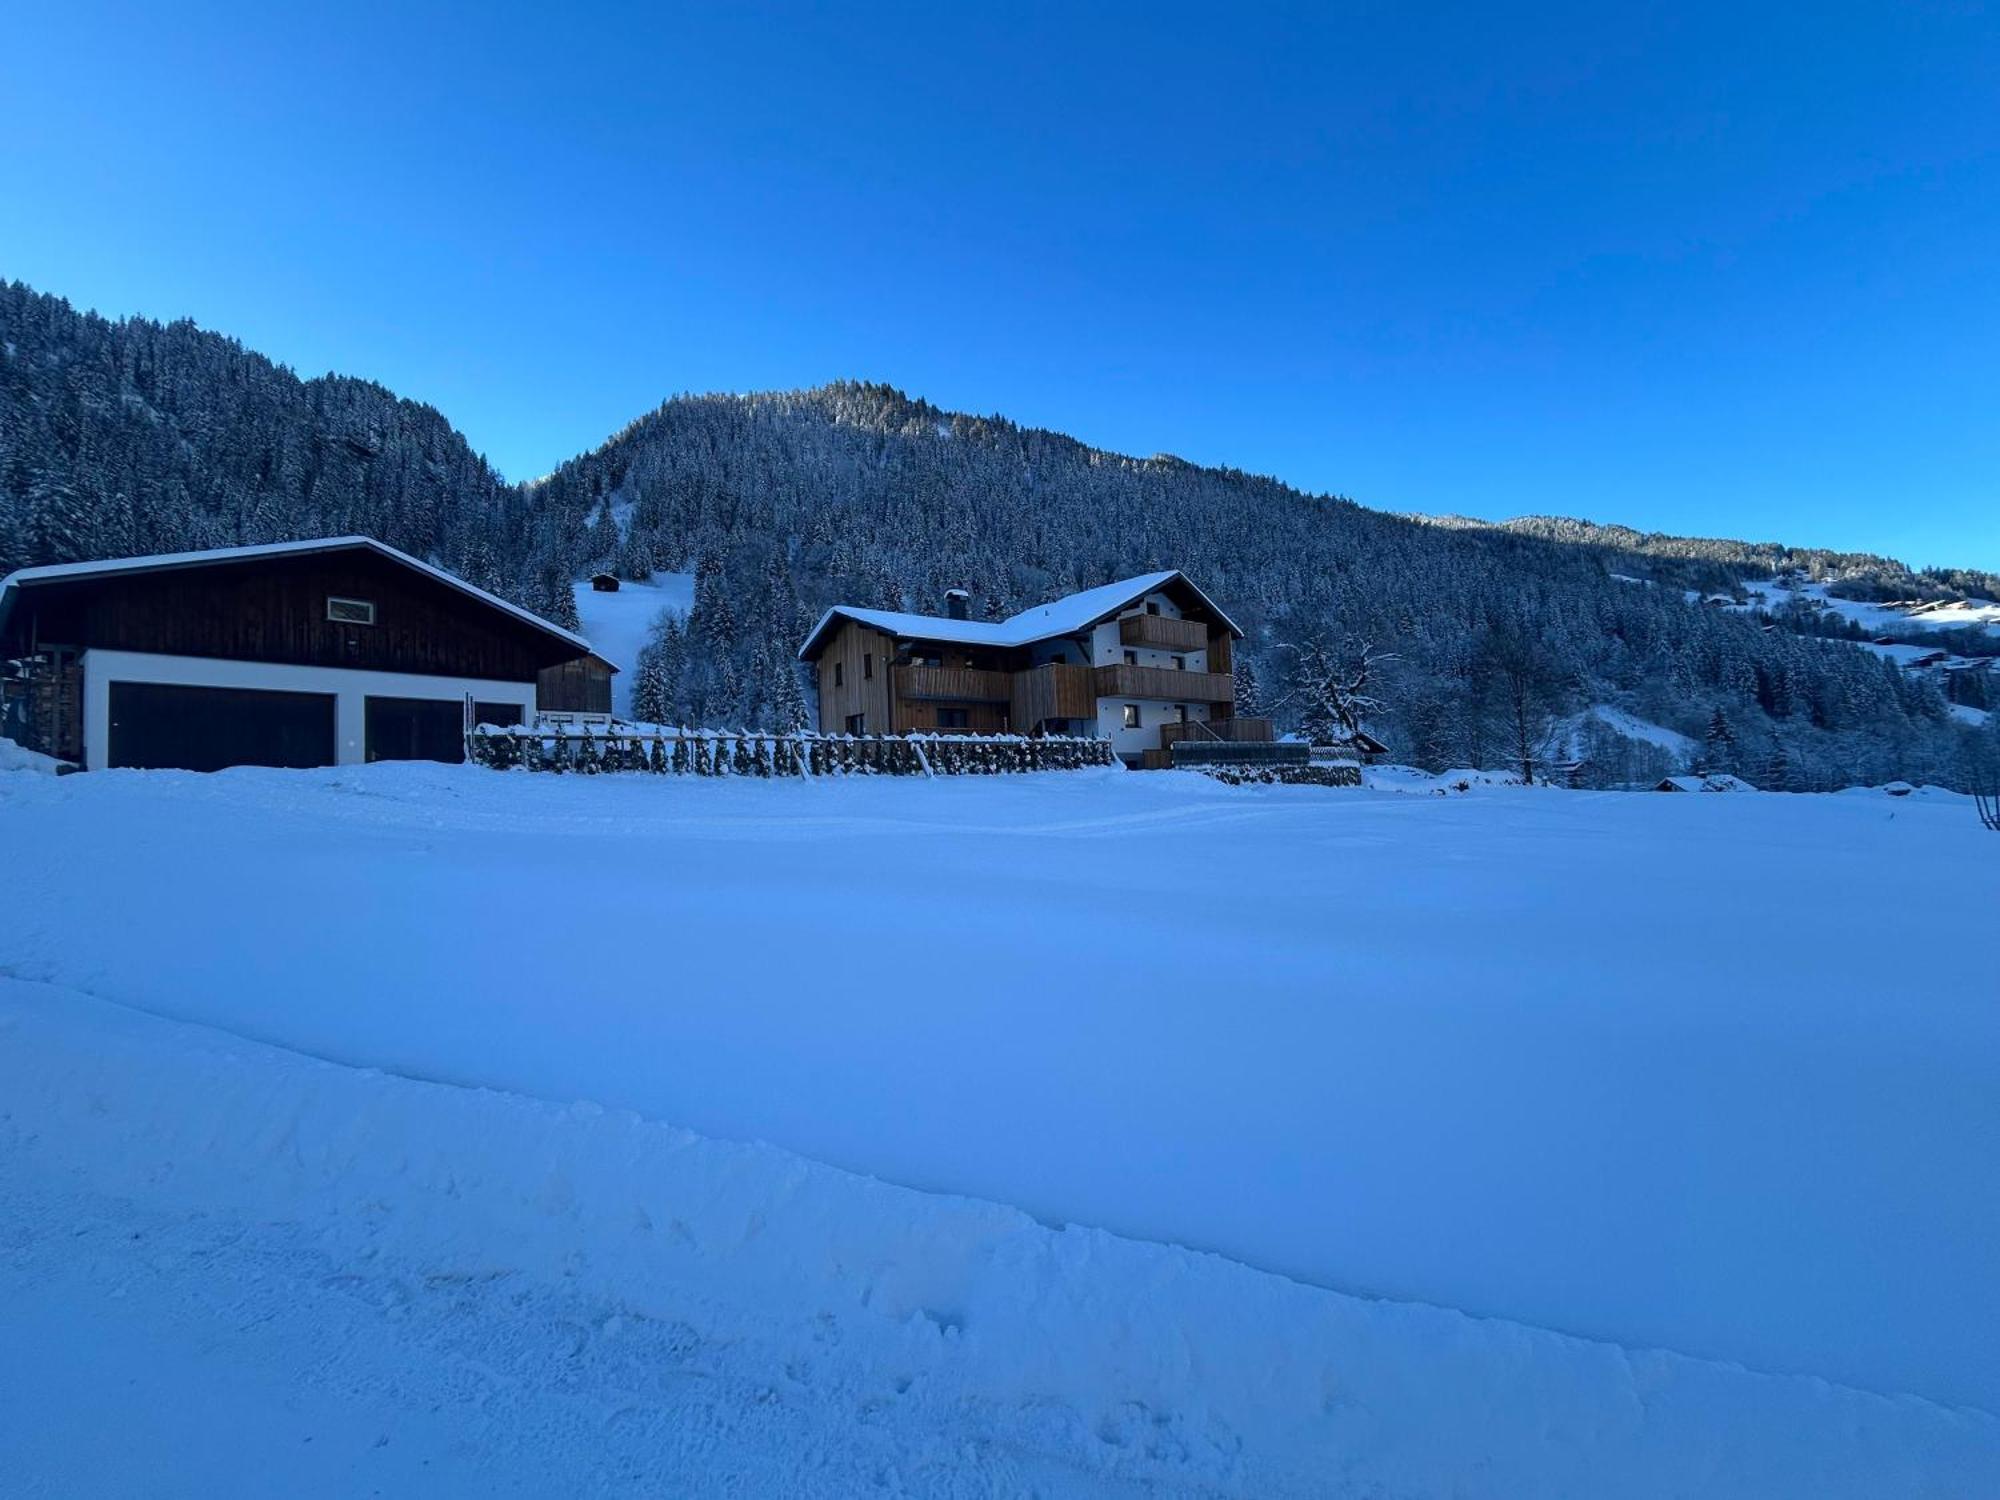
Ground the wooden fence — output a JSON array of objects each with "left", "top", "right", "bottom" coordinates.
[{"left": 465, "top": 726, "right": 1117, "bottom": 777}]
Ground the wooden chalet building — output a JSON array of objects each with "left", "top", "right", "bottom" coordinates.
[
  {"left": 0, "top": 537, "right": 609, "bottom": 772},
  {"left": 797, "top": 571, "right": 1273, "bottom": 765}
]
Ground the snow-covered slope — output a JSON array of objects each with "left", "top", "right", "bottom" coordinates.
[
  {"left": 1586, "top": 705, "right": 1694, "bottom": 755},
  {"left": 3, "top": 764, "right": 1995, "bottom": 1438},
  {"left": 1743, "top": 577, "right": 2000, "bottom": 638},
  {"left": 570, "top": 573, "right": 694, "bottom": 714}
]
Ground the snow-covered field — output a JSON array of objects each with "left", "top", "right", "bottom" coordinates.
[
  {"left": 3, "top": 763, "right": 1996, "bottom": 1494},
  {"left": 1743, "top": 577, "right": 2000, "bottom": 639}
]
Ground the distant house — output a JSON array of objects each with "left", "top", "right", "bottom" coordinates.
[
  {"left": 590, "top": 572, "right": 621, "bottom": 593},
  {"left": 0, "top": 537, "right": 603, "bottom": 772},
  {"left": 797, "top": 571, "right": 1271, "bottom": 764},
  {"left": 1340, "top": 729, "right": 1391, "bottom": 764},
  {"left": 1656, "top": 773, "right": 1755, "bottom": 793}
]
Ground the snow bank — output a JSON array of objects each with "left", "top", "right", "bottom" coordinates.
[
  {"left": 3, "top": 767, "right": 1996, "bottom": 1419},
  {"left": 3, "top": 976, "right": 1990, "bottom": 1497},
  {"left": 0, "top": 734, "right": 61, "bottom": 773},
  {"left": 1364, "top": 764, "right": 1523, "bottom": 791}
]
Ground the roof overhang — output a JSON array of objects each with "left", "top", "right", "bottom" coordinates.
[{"left": 796, "top": 570, "right": 1244, "bottom": 661}]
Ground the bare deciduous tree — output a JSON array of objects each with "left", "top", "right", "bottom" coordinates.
[{"left": 1275, "top": 635, "right": 1394, "bottom": 747}]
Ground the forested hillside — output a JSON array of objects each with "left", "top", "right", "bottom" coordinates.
[
  {"left": 0, "top": 281, "right": 576, "bottom": 629},
  {"left": 542, "top": 385, "right": 1996, "bottom": 789},
  {"left": 3, "top": 281, "right": 1995, "bottom": 788},
  {"left": 1494, "top": 514, "right": 2000, "bottom": 605}
]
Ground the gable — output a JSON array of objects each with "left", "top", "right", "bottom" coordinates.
[
  {"left": 2, "top": 544, "right": 586, "bottom": 681},
  {"left": 798, "top": 570, "right": 1241, "bottom": 660}
]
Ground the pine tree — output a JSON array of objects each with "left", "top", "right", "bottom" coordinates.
[
  {"left": 1704, "top": 707, "right": 1738, "bottom": 774},
  {"left": 767, "top": 648, "right": 810, "bottom": 732},
  {"left": 630, "top": 643, "right": 670, "bottom": 726},
  {"left": 24, "top": 465, "right": 92, "bottom": 564},
  {"left": 1232, "top": 653, "right": 1263, "bottom": 717},
  {"left": 1763, "top": 738, "right": 1790, "bottom": 792}
]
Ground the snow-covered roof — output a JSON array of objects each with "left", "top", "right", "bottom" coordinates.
[
  {"left": 797, "top": 570, "right": 1242, "bottom": 659},
  {"left": 1656, "top": 774, "right": 1755, "bottom": 793},
  {"left": 0, "top": 536, "right": 592, "bottom": 654}
]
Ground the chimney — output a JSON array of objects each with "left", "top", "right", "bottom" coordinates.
[{"left": 944, "top": 588, "right": 971, "bottom": 621}]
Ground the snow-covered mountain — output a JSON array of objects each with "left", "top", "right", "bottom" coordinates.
[{"left": 4, "top": 280, "right": 1995, "bottom": 787}]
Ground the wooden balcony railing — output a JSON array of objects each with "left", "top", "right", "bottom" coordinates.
[
  {"left": 1159, "top": 716, "right": 1274, "bottom": 747},
  {"left": 893, "top": 664, "right": 1013, "bottom": 703},
  {"left": 1093, "top": 663, "right": 1234, "bottom": 705},
  {"left": 1119, "top": 613, "right": 1208, "bottom": 653},
  {"left": 1011, "top": 663, "right": 1099, "bottom": 725}
]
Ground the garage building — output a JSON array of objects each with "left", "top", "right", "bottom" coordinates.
[{"left": 0, "top": 536, "right": 603, "bottom": 772}]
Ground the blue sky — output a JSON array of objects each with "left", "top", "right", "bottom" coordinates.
[{"left": 4, "top": 2, "right": 1997, "bottom": 569}]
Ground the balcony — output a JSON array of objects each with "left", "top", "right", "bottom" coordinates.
[
  {"left": 1119, "top": 613, "right": 1208, "bottom": 653},
  {"left": 893, "top": 664, "right": 1012, "bottom": 703},
  {"left": 1093, "top": 663, "right": 1234, "bottom": 704},
  {"left": 1159, "top": 716, "right": 1274, "bottom": 748},
  {"left": 1011, "top": 663, "right": 1098, "bottom": 725}
]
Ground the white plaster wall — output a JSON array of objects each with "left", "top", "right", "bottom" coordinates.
[
  {"left": 80, "top": 649, "right": 536, "bottom": 771},
  {"left": 1095, "top": 697, "right": 1210, "bottom": 757}
]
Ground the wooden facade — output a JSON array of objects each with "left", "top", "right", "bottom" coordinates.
[
  {"left": 1159, "top": 717, "right": 1275, "bottom": 748},
  {"left": 798, "top": 571, "right": 1270, "bottom": 759},
  {"left": 3, "top": 547, "right": 580, "bottom": 682},
  {"left": 1119, "top": 612, "right": 1207, "bottom": 653},
  {"left": 811, "top": 617, "right": 895, "bottom": 733},
  {"left": 1092, "top": 662, "right": 1234, "bottom": 706},
  {"left": 0, "top": 539, "right": 602, "bottom": 771},
  {"left": 537, "top": 653, "right": 616, "bottom": 715},
  {"left": 1010, "top": 663, "right": 1098, "bottom": 727}
]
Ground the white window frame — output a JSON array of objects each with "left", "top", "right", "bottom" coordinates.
[{"left": 327, "top": 596, "right": 376, "bottom": 626}]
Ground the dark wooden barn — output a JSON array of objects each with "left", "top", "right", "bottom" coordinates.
[{"left": 0, "top": 537, "right": 602, "bottom": 772}]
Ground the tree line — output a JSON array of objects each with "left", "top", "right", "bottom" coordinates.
[{"left": 3, "top": 282, "right": 1995, "bottom": 790}]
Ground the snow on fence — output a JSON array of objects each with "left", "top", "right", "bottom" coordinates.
[
  {"left": 1977, "top": 786, "right": 2000, "bottom": 833},
  {"left": 465, "top": 725, "right": 1117, "bottom": 777}
]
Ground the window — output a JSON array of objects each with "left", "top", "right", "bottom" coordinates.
[
  {"left": 937, "top": 707, "right": 969, "bottom": 729},
  {"left": 1123, "top": 649, "right": 1138, "bottom": 666},
  {"left": 845, "top": 712, "right": 866, "bottom": 734},
  {"left": 864, "top": 653, "right": 874, "bottom": 680},
  {"left": 1122, "top": 703, "right": 1141, "bottom": 730},
  {"left": 1176, "top": 704, "right": 1189, "bottom": 723},
  {"left": 1171, "top": 655, "right": 1185, "bottom": 671},
  {"left": 833, "top": 662, "right": 844, "bottom": 688},
  {"left": 1145, "top": 601, "right": 1161, "bottom": 615},
  {"left": 326, "top": 596, "right": 375, "bottom": 626}
]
